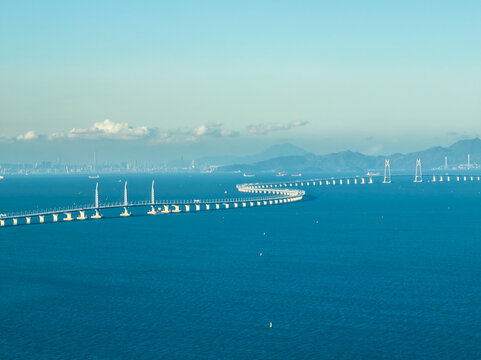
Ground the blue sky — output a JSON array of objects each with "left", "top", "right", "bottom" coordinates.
[{"left": 0, "top": 0, "right": 480, "bottom": 161}]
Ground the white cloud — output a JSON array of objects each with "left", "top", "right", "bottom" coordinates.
[
  {"left": 193, "top": 123, "right": 239, "bottom": 138},
  {"left": 50, "top": 119, "right": 152, "bottom": 140},
  {"left": 13, "top": 120, "right": 239, "bottom": 143},
  {"left": 16, "top": 130, "right": 38, "bottom": 141},
  {"left": 247, "top": 120, "right": 309, "bottom": 135}
]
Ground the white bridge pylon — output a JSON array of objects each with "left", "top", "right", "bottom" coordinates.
[
  {"left": 383, "top": 159, "right": 391, "bottom": 184},
  {"left": 414, "top": 159, "right": 423, "bottom": 183}
]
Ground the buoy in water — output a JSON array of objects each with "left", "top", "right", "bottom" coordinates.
[{"left": 269, "top": 322, "right": 273, "bottom": 328}]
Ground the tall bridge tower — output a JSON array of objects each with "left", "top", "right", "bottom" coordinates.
[
  {"left": 414, "top": 159, "right": 423, "bottom": 183},
  {"left": 124, "top": 181, "right": 128, "bottom": 206},
  {"left": 383, "top": 159, "right": 391, "bottom": 183}
]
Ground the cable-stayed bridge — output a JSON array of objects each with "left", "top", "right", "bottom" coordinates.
[{"left": 1, "top": 163, "right": 480, "bottom": 227}]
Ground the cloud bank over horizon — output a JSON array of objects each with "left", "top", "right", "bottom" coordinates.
[{"left": 5, "top": 119, "right": 306, "bottom": 144}]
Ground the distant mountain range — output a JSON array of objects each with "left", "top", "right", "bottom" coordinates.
[{"left": 217, "top": 138, "right": 481, "bottom": 173}]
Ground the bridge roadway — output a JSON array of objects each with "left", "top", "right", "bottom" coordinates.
[{"left": 1, "top": 173, "right": 479, "bottom": 227}]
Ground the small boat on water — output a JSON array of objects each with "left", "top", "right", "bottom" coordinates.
[
  {"left": 243, "top": 173, "right": 255, "bottom": 177},
  {"left": 291, "top": 173, "right": 302, "bottom": 177},
  {"left": 0, "top": 175, "right": 4, "bottom": 180},
  {"left": 276, "top": 172, "right": 287, "bottom": 177},
  {"left": 88, "top": 175, "right": 100, "bottom": 179}
]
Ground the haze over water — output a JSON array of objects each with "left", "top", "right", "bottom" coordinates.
[{"left": 2, "top": 174, "right": 481, "bottom": 359}]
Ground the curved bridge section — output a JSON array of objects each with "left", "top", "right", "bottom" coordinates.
[
  {"left": 1, "top": 172, "right": 479, "bottom": 227},
  {"left": 0, "top": 179, "right": 308, "bottom": 227}
]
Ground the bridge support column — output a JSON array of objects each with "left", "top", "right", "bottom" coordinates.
[
  {"left": 147, "top": 206, "right": 156, "bottom": 215},
  {"left": 263, "top": 201, "right": 268, "bottom": 205},
  {"left": 185, "top": 205, "right": 190, "bottom": 212},
  {"left": 13, "top": 218, "right": 17, "bottom": 225},
  {"left": 464, "top": 176, "right": 467, "bottom": 181},
  {"left": 195, "top": 204, "right": 201, "bottom": 211},
  {"left": 172, "top": 205, "right": 181, "bottom": 213},
  {"left": 26, "top": 217, "right": 31, "bottom": 224},
  {"left": 447, "top": 176, "right": 451, "bottom": 182},
  {"left": 432, "top": 176, "right": 437, "bottom": 182},
  {"left": 439, "top": 176, "right": 444, "bottom": 182},
  {"left": 257, "top": 201, "right": 261, "bottom": 206},
  {"left": 224, "top": 203, "right": 229, "bottom": 209},
  {"left": 361, "top": 178, "right": 365, "bottom": 184},
  {"left": 64, "top": 213, "right": 74, "bottom": 221},
  {"left": 347, "top": 179, "right": 350, "bottom": 184},
  {"left": 340, "top": 179, "right": 343, "bottom": 185},
  {"left": 457, "top": 176, "right": 460, "bottom": 182},
  {"left": 206, "top": 204, "right": 210, "bottom": 210},
  {"left": 215, "top": 204, "right": 220, "bottom": 210},
  {"left": 39, "top": 215, "right": 44, "bottom": 223},
  {"left": 332, "top": 180, "right": 336, "bottom": 185},
  {"left": 368, "top": 177, "right": 373, "bottom": 184},
  {"left": 120, "top": 207, "right": 131, "bottom": 217},
  {"left": 161, "top": 205, "right": 171, "bottom": 214},
  {"left": 91, "top": 209, "right": 102, "bottom": 219},
  {"left": 77, "top": 211, "right": 87, "bottom": 220},
  {"left": 0, "top": 220, "right": 4, "bottom": 226},
  {"left": 53, "top": 214, "right": 58, "bottom": 222},
  {"left": 242, "top": 202, "right": 246, "bottom": 207}
]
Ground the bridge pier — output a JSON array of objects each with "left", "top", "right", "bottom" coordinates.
[
  {"left": 234, "top": 203, "right": 238, "bottom": 208},
  {"left": 53, "top": 214, "right": 58, "bottom": 222},
  {"left": 26, "top": 217, "right": 31, "bottom": 224},
  {"left": 120, "top": 207, "right": 131, "bottom": 217},
  {"left": 0, "top": 219, "right": 4, "bottom": 227},
  {"left": 12, "top": 218, "right": 17, "bottom": 225},
  {"left": 91, "top": 209, "right": 102, "bottom": 219},
  {"left": 195, "top": 204, "right": 201, "bottom": 211},
  {"left": 361, "top": 178, "right": 365, "bottom": 184},
  {"left": 206, "top": 204, "right": 210, "bottom": 210},
  {"left": 447, "top": 176, "right": 451, "bottom": 182},
  {"left": 77, "top": 211, "right": 87, "bottom": 220},
  {"left": 172, "top": 205, "right": 181, "bottom": 213},
  {"left": 147, "top": 206, "right": 156, "bottom": 215},
  {"left": 215, "top": 204, "right": 220, "bottom": 210},
  {"left": 64, "top": 213, "right": 74, "bottom": 221},
  {"left": 161, "top": 205, "right": 171, "bottom": 214},
  {"left": 185, "top": 205, "right": 190, "bottom": 212},
  {"left": 369, "top": 177, "right": 373, "bottom": 184},
  {"left": 224, "top": 203, "right": 229, "bottom": 209},
  {"left": 39, "top": 215, "right": 45, "bottom": 223},
  {"left": 243, "top": 202, "right": 247, "bottom": 207}
]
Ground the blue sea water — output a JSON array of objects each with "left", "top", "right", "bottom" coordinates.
[{"left": 1, "top": 173, "right": 481, "bottom": 359}]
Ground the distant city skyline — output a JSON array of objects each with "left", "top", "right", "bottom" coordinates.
[{"left": 1, "top": 1, "right": 480, "bottom": 161}]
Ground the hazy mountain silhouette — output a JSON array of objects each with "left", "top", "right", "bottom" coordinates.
[{"left": 219, "top": 138, "right": 481, "bottom": 172}]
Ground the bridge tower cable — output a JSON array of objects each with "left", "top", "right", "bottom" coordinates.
[{"left": 383, "top": 159, "right": 391, "bottom": 183}]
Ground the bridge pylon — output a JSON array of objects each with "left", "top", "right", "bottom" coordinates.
[
  {"left": 414, "top": 159, "right": 423, "bottom": 183},
  {"left": 124, "top": 181, "right": 128, "bottom": 206},
  {"left": 383, "top": 159, "right": 391, "bottom": 183},
  {"left": 151, "top": 180, "right": 155, "bottom": 205}
]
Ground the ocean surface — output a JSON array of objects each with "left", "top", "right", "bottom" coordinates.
[{"left": 1, "top": 173, "right": 481, "bottom": 359}]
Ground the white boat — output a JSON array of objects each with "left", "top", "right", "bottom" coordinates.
[
  {"left": 243, "top": 173, "right": 255, "bottom": 177},
  {"left": 0, "top": 176, "right": 4, "bottom": 180},
  {"left": 291, "top": 173, "right": 302, "bottom": 177},
  {"left": 88, "top": 175, "right": 100, "bottom": 179}
]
